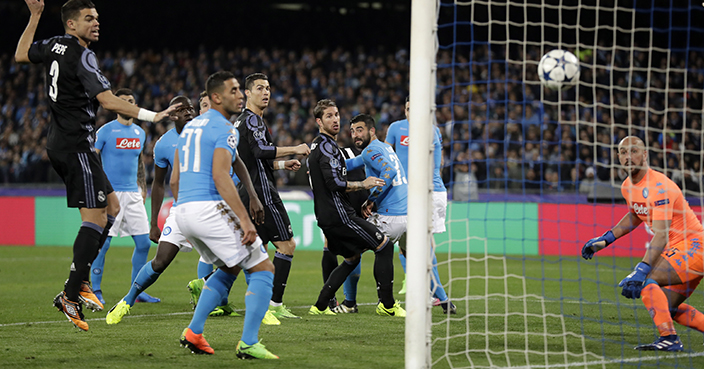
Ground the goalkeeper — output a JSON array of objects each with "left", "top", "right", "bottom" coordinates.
[{"left": 582, "top": 136, "right": 704, "bottom": 352}]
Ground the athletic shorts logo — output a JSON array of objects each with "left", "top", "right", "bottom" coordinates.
[
  {"left": 163, "top": 226, "right": 172, "bottom": 235},
  {"left": 260, "top": 244, "right": 267, "bottom": 254},
  {"left": 92, "top": 268, "right": 101, "bottom": 275},
  {"left": 97, "top": 191, "right": 106, "bottom": 202},
  {"left": 288, "top": 225, "right": 293, "bottom": 235},
  {"left": 376, "top": 232, "right": 383, "bottom": 240},
  {"left": 400, "top": 135, "right": 410, "bottom": 146}
]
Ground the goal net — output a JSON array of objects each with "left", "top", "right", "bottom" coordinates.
[{"left": 426, "top": 0, "right": 704, "bottom": 368}]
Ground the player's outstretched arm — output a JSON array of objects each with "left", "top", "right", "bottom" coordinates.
[
  {"left": 15, "top": 0, "right": 44, "bottom": 64},
  {"left": 233, "top": 156, "right": 264, "bottom": 225},
  {"left": 213, "top": 149, "right": 256, "bottom": 245},
  {"left": 149, "top": 165, "right": 168, "bottom": 243},
  {"left": 347, "top": 176, "right": 385, "bottom": 193},
  {"left": 273, "top": 144, "right": 310, "bottom": 159},
  {"left": 96, "top": 90, "right": 180, "bottom": 123},
  {"left": 581, "top": 211, "right": 642, "bottom": 260}
]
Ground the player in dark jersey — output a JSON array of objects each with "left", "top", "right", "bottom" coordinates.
[
  {"left": 320, "top": 145, "right": 368, "bottom": 312},
  {"left": 15, "top": 0, "right": 178, "bottom": 331},
  {"left": 307, "top": 99, "right": 406, "bottom": 317},
  {"left": 233, "top": 73, "right": 310, "bottom": 320}
]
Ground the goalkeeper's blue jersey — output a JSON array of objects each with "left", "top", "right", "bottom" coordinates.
[
  {"left": 176, "top": 109, "right": 238, "bottom": 204},
  {"left": 95, "top": 120, "right": 145, "bottom": 192},
  {"left": 386, "top": 119, "right": 446, "bottom": 192},
  {"left": 349, "top": 139, "right": 408, "bottom": 216}
]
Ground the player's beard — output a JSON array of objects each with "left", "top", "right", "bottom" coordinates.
[
  {"left": 354, "top": 134, "right": 370, "bottom": 149},
  {"left": 118, "top": 113, "right": 130, "bottom": 121}
]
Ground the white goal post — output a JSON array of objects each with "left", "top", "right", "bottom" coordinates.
[{"left": 405, "top": 0, "right": 438, "bottom": 368}]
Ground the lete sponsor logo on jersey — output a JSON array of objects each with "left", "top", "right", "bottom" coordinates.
[
  {"left": 400, "top": 135, "right": 410, "bottom": 146},
  {"left": 632, "top": 202, "right": 649, "bottom": 215},
  {"left": 116, "top": 138, "right": 141, "bottom": 149}
]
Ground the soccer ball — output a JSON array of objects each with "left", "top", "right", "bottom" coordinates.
[{"left": 537, "top": 49, "right": 580, "bottom": 91}]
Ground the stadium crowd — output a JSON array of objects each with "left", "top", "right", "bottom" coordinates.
[{"left": 1, "top": 44, "right": 702, "bottom": 198}]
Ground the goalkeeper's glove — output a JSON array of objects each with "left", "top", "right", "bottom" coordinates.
[
  {"left": 581, "top": 230, "right": 616, "bottom": 260},
  {"left": 618, "top": 262, "right": 651, "bottom": 299}
]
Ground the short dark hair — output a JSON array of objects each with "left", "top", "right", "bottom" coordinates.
[
  {"left": 61, "top": 0, "right": 95, "bottom": 30},
  {"left": 115, "top": 88, "right": 134, "bottom": 98},
  {"left": 350, "top": 114, "right": 376, "bottom": 130},
  {"left": 206, "top": 71, "right": 235, "bottom": 96},
  {"left": 313, "top": 99, "right": 337, "bottom": 120},
  {"left": 245, "top": 73, "right": 268, "bottom": 91},
  {"left": 170, "top": 95, "right": 190, "bottom": 106},
  {"left": 405, "top": 96, "right": 410, "bottom": 103}
]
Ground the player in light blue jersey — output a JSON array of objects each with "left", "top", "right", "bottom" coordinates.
[
  {"left": 385, "top": 97, "right": 456, "bottom": 314},
  {"left": 106, "top": 91, "right": 264, "bottom": 324},
  {"left": 329, "top": 114, "right": 408, "bottom": 314},
  {"left": 169, "top": 72, "right": 277, "bottom": 358},
  {"left": 92, "top": 88, "right": 159, "bottom": 304}
]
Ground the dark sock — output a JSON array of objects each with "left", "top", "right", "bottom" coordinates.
[
  {"left": 272, "top": 252, "right": 293, "bottom": 303},
  {"left": 66, "top": 222, "right": 102, "bottom": 301},
  {"left": 315, "top": 258, "right": 360, "bottom": 311},
  {"left": 374, "top": 239, "right": 395, "bottom": 309},
  {"left": 86, "top": 214, "right": 115, "bottom": 281},
  {"left": 321, "top": 248, "right": 338, "bottom": 283}
]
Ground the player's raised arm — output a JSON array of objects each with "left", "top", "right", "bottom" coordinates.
[
  {"left": 15, "top": 0, "right": 44, "bottom": 64},
  {"left": 96, "top": 90, "right": 180, "bottom": 123}
]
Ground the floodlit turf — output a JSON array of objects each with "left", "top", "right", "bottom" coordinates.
[{"left": 2, "top": 245, "right": 704, "bottom": 368}]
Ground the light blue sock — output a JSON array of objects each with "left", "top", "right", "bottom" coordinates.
[
  {"left": 131, "top": 234, "right": 151, "bottom": 285},
  {"left": 197, "top": 261, "right": 214, "bottom": 279},
  {"left": 343, "top": 261, "right": 361, "bottom": 302},
  {"left": 244, "top": 269, "right": 251, "bottom": 285},
  {"left": 430, "top": 253, "right": 449, "bottom": 302},
  {"left": 188, "top": 269, "right": 236, "bottom": 334},
  {"left": 242, "top": 271, "right": 274, "bottom": 345},
  {"left": 92, "top": 236, "right": 112, "bottom": 291},
  {"left": 399, "top": 252, "right": 407, "bottom": 274},
  {"left": 124, "top": 261, "right": 161, "bottom": 306}
]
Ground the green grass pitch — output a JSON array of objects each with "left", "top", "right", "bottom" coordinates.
[{"left": 1, "top": 245, "right": 704, "bottom": 368}]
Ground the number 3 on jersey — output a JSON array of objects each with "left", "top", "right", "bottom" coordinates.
[
  {"left": 49, "top": 60, "right": 59, "bottom": 102},
  {"left": 180, "top": 128, "right": 203, "bottom": 173}
]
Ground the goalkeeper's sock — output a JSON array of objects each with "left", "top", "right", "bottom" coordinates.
[
  {"left": 314, "top": 258, "right": 360, "bottom": 311},
  {"left": 197, "top": 260, "right": 214, "bottom": 279},
  {"left": 188, "top": 269, "right": 236, "bottom": 335},
  {"left": 343, "top": 261, "right": 361, "bottom": 302},
  {"left": 271, "top": 252, "right": 293, "bottom": 304},
  {"left": 642, "top": 282, "right": 677, "bottom": 336},
  {"left": 672, "top": 303, "right": 704, "bottom": 332},
  {"left": 124, "top": 261, "right": 161, "bottom": 306},
  {"left": 91, "top": 236, "right": 112, "bottom": 292},
  {"left": 130, "top": 234, "right": 151, "bottom": 285},
  {"left": 242, "top": 271, "right": 274, "bottom": 345},
  {"left": 321, "top": 248, "right": 338, "bottom": 282}
]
